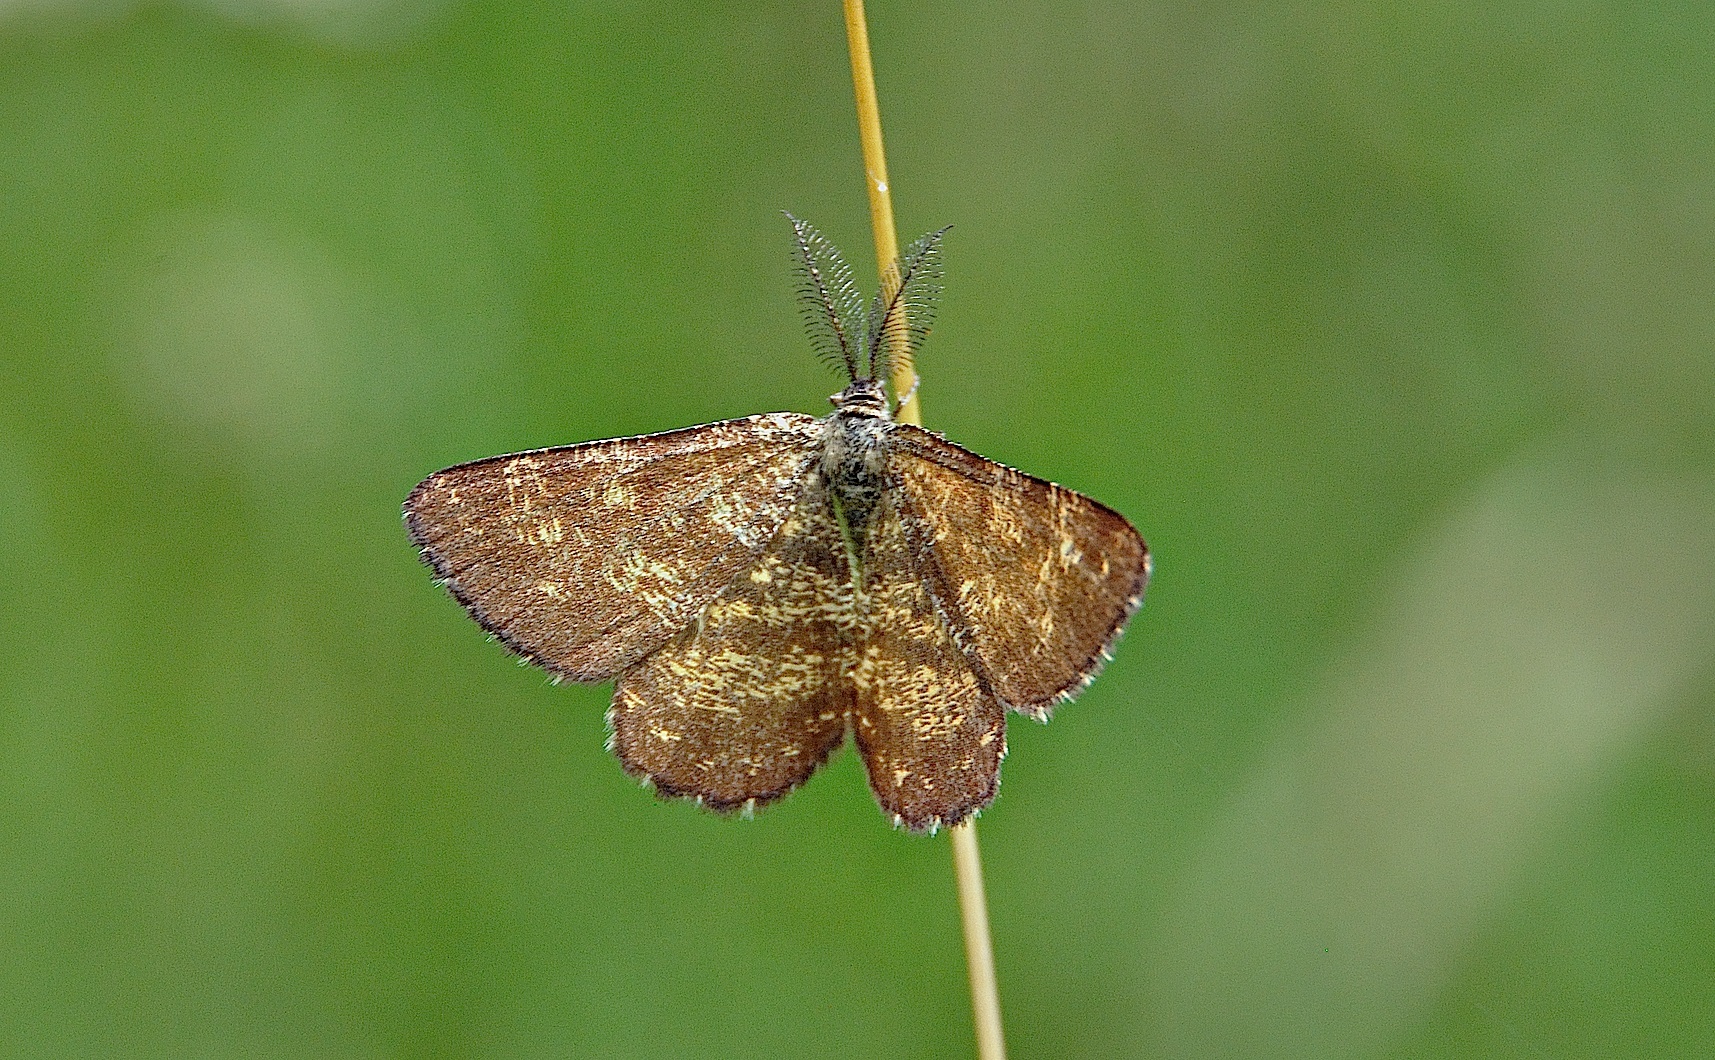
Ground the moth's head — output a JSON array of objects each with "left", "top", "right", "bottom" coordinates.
[{"left": 830, "top": 378, "right": 890, "bottom": 419}]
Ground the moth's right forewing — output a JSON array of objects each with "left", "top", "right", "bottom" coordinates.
[
  {"left": 889, "top": 425, "right": 1150, "bottom": 716},
  {"left": 404, "top": 413, "right": 823, "bottom": 682}
]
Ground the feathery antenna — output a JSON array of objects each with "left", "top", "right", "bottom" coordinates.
[
  {"left": 864, "top": 226, "right": 948, "bottom": 381},
  {"left": 787, "top": 213, "right": 867, "bottom": 381}
]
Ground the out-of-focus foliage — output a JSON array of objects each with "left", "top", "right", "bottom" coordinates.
[{"left": 3, "top": 2, "right": 1711, "bottom": 1057}]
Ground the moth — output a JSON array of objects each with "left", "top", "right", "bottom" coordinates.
[{"left": 404, "top": 216, "right": 1149, "bottom": 832}]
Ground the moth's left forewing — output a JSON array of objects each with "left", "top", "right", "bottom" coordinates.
[
  {"left": 404, "top": 413, "right": 822, "bottom": 682},
  {"left": 888, "top": 425, "right": 1151, "bottom": 716}
]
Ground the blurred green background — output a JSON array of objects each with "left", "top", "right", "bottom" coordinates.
[{"left": 4, "top": 1, "right": 1713, "bottom": 1057}]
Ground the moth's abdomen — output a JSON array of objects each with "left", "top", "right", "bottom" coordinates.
[{"left": 821, "top": 411, "right": 892, "bottom": 527}]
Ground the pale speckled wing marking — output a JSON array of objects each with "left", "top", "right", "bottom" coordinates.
[
  {"left": 889, "top": 424, "right": 1150, "bottom": 716},
  {"left": 851, "top": 494, "right": 1005, "bottom": 832},
  {"left": 607, "top": 476, "right": 855, "bottom": 811},
  {"left": 404, "top": 413, "right": 822, "bottom": 682}
]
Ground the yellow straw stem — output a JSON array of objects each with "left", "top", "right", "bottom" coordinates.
[
  {"left": 842, "top": 3, "right": 1004, "bottom": 1058},
  {"left": 951, "top": 820, "right": 1006, "bottom": 1060},
  {"left": 842, "top": 0, "right": 920, "bottom": 427}
]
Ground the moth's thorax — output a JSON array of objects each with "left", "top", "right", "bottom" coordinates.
[{"left": 821, "top": 379, "right": 894, "bottom": 526}]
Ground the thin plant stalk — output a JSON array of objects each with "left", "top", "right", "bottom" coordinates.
[
  {"left": 841, "top": 0, "right": 920, "bottom": 427},
  {"left": 840, "top": 4, "right": 1006, "bottom": 1058},
  {"left": 951, "top": 821, "right": 1006, "bottom": 1060}
]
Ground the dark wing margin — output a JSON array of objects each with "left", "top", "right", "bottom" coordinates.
[
  {"left": 887, "top": 424, "right": 1150, "bottom": 717},
  {"left": 403, "top": 412, "right": 823, "bottom": 683}
]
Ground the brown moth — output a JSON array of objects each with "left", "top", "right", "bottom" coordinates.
[{"left": 403, "top": 217, "right": 1149, "bottom": 832}]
